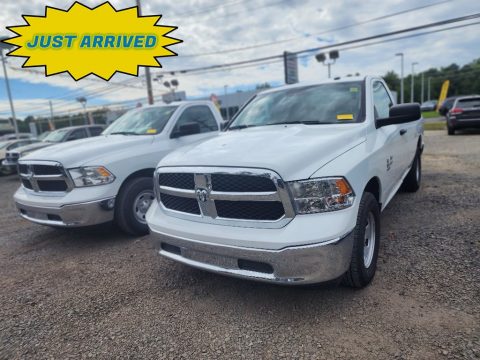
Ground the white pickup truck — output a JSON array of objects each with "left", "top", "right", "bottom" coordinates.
[
  {"left": 146, "top": 76, "right": 424, "bottom": 288},
  {"left": 14, "top": 101, "right": 223, "bottom": 235}
]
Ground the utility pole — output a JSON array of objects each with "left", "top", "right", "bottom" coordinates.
[
  {"left": 427, "top": 77, "right": 431, "bottom": 101},
  {"left": 421, "top": 72, "right": 424, "bottom": 104},
  {"left": 411, "top": 62, "right": 418, "bottom": 103},
  {"left": 136, "top": 0, "right": 154, "bottom": 105},
  {"left": 224, "top": 85, "right": 229, "bottom": 121},
  {"left": 395, "top": 53, "right": 404, "bottom": 103},
  {"left": 0, "top": 41, "right": 20, "bottom": 139},
  {"left": 48, "top": 100, "right": 55, "bottom": 130}
]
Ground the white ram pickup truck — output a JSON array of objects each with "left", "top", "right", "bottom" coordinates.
[
  {"left": 146, "top": 76, "right": 424, "bottom": 288},
  {"left": 14, "top": 101, "right": 223, "bottom": 235}
]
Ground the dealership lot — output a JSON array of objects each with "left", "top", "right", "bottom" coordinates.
[{"left": 0, "top": 131, "right": 479, "bottom": 359}]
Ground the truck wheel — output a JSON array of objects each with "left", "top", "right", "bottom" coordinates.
[
  {"left": 401, "top": 152, "right": 421, "bottom": 192},
  {"left": 115, "top": 177, "right": 154, "bottom": 236},
  {"left": 343, "top": 192, "right": 380, "bottom": 289}
]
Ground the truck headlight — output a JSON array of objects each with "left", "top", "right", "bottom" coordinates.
[
  {"left": 288, "top": 177, "right": 355, "bottom": 214},
  {"left": 68, "top": 166, "right": 115, "bottom": 187}
]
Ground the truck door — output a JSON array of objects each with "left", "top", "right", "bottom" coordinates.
[
  {"left": 372, "top": 80, "right": 404, "bottom": 195},
  {"left": 170, "top": 105, "right": 220, "bottom": 146}
]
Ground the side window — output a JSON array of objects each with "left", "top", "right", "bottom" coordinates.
[
  {"left": 67, "top": 128, "right": 88, "bottom": 141},
  {"left": 89, "top": 127, "right": 104, "bottom": 136},
  {"left": 173, "top": 106, "right": 219, "bottom": 134},
  {"left": 372, "top": 81, "right": 392, "bottom": 119}
]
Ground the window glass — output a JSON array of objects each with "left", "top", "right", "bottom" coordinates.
[
  {"left": 228, "top": 82, "right": 364, "bottom": 129},
  {"left": 457, "top": 98, "right": 480, "bottom": 108},
  {"left": 372, "top": 81, "right": 392, "bottom": 119},
  {"left": 43, "top": 129, "right": 69, "bottom": 142},
  {"left": 89, "top": 127, "right": 104, "bottom": 136},
  {"left": 67, "top": 128, "right": 88, "bottom": 141},
  {"left": 103, "top": 106, "right": 178, "bottom": 135},
  {"left": 173, "top": 106, "right": 219, "bottom": 134}
]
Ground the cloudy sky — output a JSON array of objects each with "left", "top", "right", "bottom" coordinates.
[{"left": 0, "top": 0, "right": 479, "bottom": 119}]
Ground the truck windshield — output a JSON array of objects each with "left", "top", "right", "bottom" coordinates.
[
  {"left": 228, "top": 81, "right": 364, "bottom": 130},
  {"left": 104, "top": 106, "right": 178, "bottom": 135},
  {"left": 43, "top": 129, "right": 69, "bottom": 143}
]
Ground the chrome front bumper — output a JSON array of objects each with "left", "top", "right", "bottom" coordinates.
[
  {"left": 15, "top": 197, "right": 115, "bottom": 227},
  {"left": 152, "top": 232, "right": 354, "bottom": 285}
]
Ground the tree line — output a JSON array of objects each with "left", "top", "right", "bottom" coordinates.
[{"left": 383, "top": 58, "right": 480, "bottom": 104}]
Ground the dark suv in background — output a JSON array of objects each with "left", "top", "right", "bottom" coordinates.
[{"left": 446, "top": 96, "right": 480, "bottom": 135}]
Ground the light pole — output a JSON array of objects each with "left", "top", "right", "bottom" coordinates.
[
  {"left": 76, "top": 96, "right": 88, "bottom": 124},
  {"left": 163, "top": 79, "right": 179, "bottom": 103},
  {"left": 315, "top": 50, "right": 339, "bottom": 79},
  {"left": 421, "top": 71, "right": 425, "bottom": 104},
  {"left": 411, "top": 62, "right": 418, "bottom": 103},
  {"left": 0, "top": 37, "right": 20, "bottom": 139},
  {"left": 395, "top": 53, "right": 404, "bottom": 103},
  {"left": 136, "top": 0, "right": 154, "bottom": 105}
]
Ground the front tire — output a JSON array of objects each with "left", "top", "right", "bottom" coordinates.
[
  {"left": 115, "top": 177, "right": 154, "bottom": 236},
  {"left": 343, "top": 192, "right": 380, "bottom": 289}
]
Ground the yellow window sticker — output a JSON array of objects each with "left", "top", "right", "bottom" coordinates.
[
  {"left": 337, "top": 114, "right": 354, "bottom": 120},
  {"left": 350, "top": 87, "right": 359, "bottom": 93},
  {"left": 146, "top": 128, "right": 157, "bottom": 134}
]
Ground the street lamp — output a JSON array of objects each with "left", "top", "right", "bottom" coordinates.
[
  {"left": 163, "top": 79, "right": 179, "bottom": 102},
  {"left": 411, "top": 62, "right": 418, "bottom": 103},
  {"left": 0, "top": 37, "right": 20, "bottom": 139},
  {"left": 76, "top": 96, "right": 88, "bottom": 124},
  {"left": 315, "top": 50, "right": 339, "bottom": 79},
  {"left": 395, "top": 53, "right": 404, "bottom": 104}
]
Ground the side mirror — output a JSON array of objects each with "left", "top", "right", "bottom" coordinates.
[
  {"left": 376, "top": 103, "right": 421, "bottom": 128},
  {"left": 171, "top": 122, "right": 201, "bottom": 138}
]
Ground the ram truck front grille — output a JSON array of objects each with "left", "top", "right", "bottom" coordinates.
[
  {"left": 18, "top": 161, "right": 72, "bottom": 193},
  {"left": 155, "top": 167, "right": 295, "bottom": 228}
]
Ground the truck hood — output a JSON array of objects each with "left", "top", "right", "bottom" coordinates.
[
  {"left": 160, "top": 124, "right": 367, "bottom": 181},
  {"left": 22, "top": 135, "right": 154, "bottom": 167},
  {"left": 12, "top": 141, "right": 51, "bottom": 155}
]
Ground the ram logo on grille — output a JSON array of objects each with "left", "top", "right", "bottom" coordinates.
[{"left": 156, "top": 168, "right": 296, "bottom": 229}]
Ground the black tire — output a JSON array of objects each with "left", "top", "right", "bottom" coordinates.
[
  {"left": 343, "top": 192, "right": 380, "bottom": 289},
  {"left": 402, "top": 151, "right": 421, "bottom": 192},
  {"left": 115, "top": 177, "right": 154, "bottom": 236},
  {"left": 447, "top": 125, "right": 455, "bottom": 135}
]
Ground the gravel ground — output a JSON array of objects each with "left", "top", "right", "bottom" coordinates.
[{"left": 0, "top": 130, "right": 479, "bottom": 359}]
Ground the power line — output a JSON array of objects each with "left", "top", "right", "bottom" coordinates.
[
  {"left": 156, "top": 13, "right": 480, "bottom": 76},
  {"left": 179, "top": 0, "right": 453, "bottom": 58}
]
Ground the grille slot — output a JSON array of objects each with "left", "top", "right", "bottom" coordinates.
[
  {"left": 215, "top": 200, "right": 284, "bottom": 220},
  {"left": 158, "top": 173, "right": 195, "bottom": 189},
  {"left": 33, "top": 165, "right": 62, "bottom": 175},
  {"left": 211, "top": 174, "right": 276, "bottom": 192},
  {"left": 160, "top": 193, "right": 200, "bottom": 215},
  {"left": 18, "top": 164, "right": 28, "bottom": 174},
  {"left": 37, "top": 180, "right": 68, "bottom": 192},
  {"left": 21, "top": 179, "right": 33, "bottom": 190}
]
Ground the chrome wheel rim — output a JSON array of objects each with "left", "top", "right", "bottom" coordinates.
[
  {"left": 133, "top": 190, "right": 154, "bottom": 224},
  {"left": 364, "top": 212, "right": 376, "bottom": 268}
]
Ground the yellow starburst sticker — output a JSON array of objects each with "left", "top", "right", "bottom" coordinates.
[{"left": 3, "top": 1, "right": 182, "bottom": 80}]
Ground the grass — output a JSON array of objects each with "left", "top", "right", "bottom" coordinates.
[
  {"left": 422, "top": 111, "right": 440, "bottom": 119},
  {"left": 424, "top": 121, "right": 446, "bottom": 131}
]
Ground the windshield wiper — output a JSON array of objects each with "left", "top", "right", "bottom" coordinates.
[
  {"left": 109, "top": 131, "right": 141, "bottom": 135},
  {"left": 228, "top": 124, "right": 259, "bottom": 130},
  {"left": 264, "top": 121, "right": 323, "bottom": 126}
]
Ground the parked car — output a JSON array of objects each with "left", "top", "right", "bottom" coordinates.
[
  {"left": 2, "top": 125, "right": 105, "bottom": 170},
  {"left": 446, "top": 96, "right": 480, "bottom": 135},
  {"left": 0, "top": 138, "right": 39, "bottom": 175},
  {"left": 0, "top": 133, "right": 35, "bottom": 141},
  {"left": 420, "top": 100, "right": 437, "bottom": 112},
  {"left": 13, "top": 101, "right": 223, "bottom": 235},
  {"left": 438, "top": 96, "right": 458, "bottom": 117},
  {"left": 146, "top": 76, "right": 424, "bottom": 288}
]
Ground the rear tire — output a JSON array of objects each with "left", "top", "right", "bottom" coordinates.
[
  {"left": 402, "top": 151, "right": 421, "bottom": 192},
  {"left": 447, "top": 125, "right": 455, "bottom": 135},
  {"left": 343, "top": 192, "right": 380, "bottom": 289},
  {"left": 115, "top": 177, "right": 154, "bottom": 236}
]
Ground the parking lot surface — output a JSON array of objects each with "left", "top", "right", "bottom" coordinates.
[{"left": 1, "top": 131, "right": 479, "bottom": 359}]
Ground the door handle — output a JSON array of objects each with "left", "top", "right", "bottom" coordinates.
[{"left": 400, "top": 129, "right": 407, "bottom": 135}]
